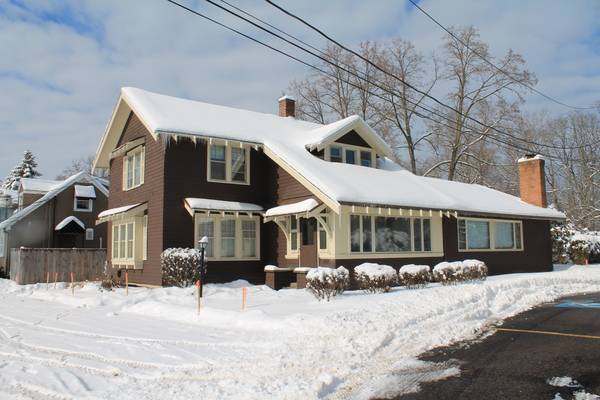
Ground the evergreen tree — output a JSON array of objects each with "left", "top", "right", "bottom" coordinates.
[{"left": 3, "top": 150, "right": 42, "bottom": 190}]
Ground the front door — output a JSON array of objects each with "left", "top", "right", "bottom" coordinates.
[{"left": 299, "top": 218, "right": 318, "bottom": 267}]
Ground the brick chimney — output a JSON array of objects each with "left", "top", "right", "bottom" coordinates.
[
  {"left": 278, "top": 95, "right": 295, "bottom": 118},
  {"left": 518, "top": 154, "right": 547, "bottom": 207}
]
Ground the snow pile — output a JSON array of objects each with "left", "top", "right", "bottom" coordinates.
[
  {"left": 547, "top": 376, "right": 582, "bottom": 388},
  {"left": 2, "top": 266, "right": 600, "bottom": 399},
  {"left": 398, "top": 264, "right": 431, "bottom": 289},
  {"left": 354, "top": 263, "right": 398, "bottom": 293},
  {"left": 306, "top": 267, "right": 349, "bottom": 301},
  {"left": 433, "top": 260, "right": 487, "bottom": 284}
]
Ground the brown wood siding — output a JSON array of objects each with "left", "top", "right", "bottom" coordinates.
[
  {"left": 21, "top": 193, "right": 43, "bottom": 208},
  {"left": 334, "top": 130, "right": 371, "bottom": 148},
  {"left": 107, "top": 112, "right": 165, "bottom": 286},
  {"left": 442, "top": 217, "right": 553, "bottom": 274}
]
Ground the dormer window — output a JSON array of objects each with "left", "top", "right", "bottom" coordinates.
[
  {"left": 330, "top": 146, "right": 343, "bottom": 163},
  {"left": 73, "top": 185, "right": 96, "bottom": 212},
  {"left": 360, "top": 151, "right": 372, "bottom": 167},
  {"left": 208, "top": 142, "right": 250, "bottom": 185},
  {"left": 326, "top": 144, "right": 375, "bottom": 167}
]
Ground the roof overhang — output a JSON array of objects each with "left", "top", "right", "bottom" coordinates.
[
  {"left": 55, "top": 216, "right": 85, "bottom": 232},
  {"left": 184, "top": 198, "right": 263, "bottom": 217},
  {"left": 96, "top": 203, "right": 147, "bottom": 225}
]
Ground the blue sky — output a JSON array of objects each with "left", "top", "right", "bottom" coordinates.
[{"left": 1, "top": 0, "right": 599, "bottom": 178}]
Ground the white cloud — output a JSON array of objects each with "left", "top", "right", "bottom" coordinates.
[{"left": 0, "top": 0, "right": 598, "bottom": 178}]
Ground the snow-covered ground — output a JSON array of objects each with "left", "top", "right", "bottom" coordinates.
[{"left": 1, "top": 265, "right": 600, "bottom": 399}]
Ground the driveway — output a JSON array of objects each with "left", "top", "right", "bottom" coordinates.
[{"left": 398, "top": 293, "right": 600, "bottom": 399}]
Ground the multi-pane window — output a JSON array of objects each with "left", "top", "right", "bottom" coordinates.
[
  {"left": 345, "top": 149, "right": 356, "bottom": 165},
  {"left": 290, "top": 216, "right": 299, "bottom": 251},
  {"left": 458, "top": 218, "right": 523, "bottom": 251},
  {"left": 209, "top": 145, "right": 226, "bottom": 181},
  {"left": 74, "top": 198, "right": 92, "bottom": 211},
  {"left": 142, "top": 215, "right": 148, "bottom": 260},
  {"left": 330, "top": 146, "right": 343, "bottom": 163},
  {"left": 124, "top": 146, "right": 144, "bottom": 190},
  {"left": 351, "top": 215, "right": 431, "bottom": 253},
  {"left": 208, "top": 143, "right": 250, "bottom": 184},
  {"left": 196, "top": 215, "right": 259, "bottom": 259},
  {"left": 113, "top": 222, "right": 134, "bottom": 261},
  {"left": 360, "top": 151, "right": 372, "bottom": 167},
  {"left": 242, "top": 220, "right": 257, "bottom": 257}
]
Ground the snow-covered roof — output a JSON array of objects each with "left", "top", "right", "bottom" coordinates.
[
  {"left": 55, "top": 216, "right": 85, "bottom": 231},
  {"left": 0, "top": 172, "right": 109, "bottom": 232},
  {"left": 265, "top": 199, "right": 319, "bottom": 217},
  {"left": 0, "top": 189, "right": 18, "bottom": 205},
  {"left": 185, "top": 198, "right": 263, "bottom": 213},
  {"left": 20, "top": 178, "right": 62, "bottom": 193},
  {"left": 75, "top": 185, "right": 96, "bottom": 199},
  {"left": 97, "top": 203, "right": 142, "bottom": 219},
  {"left": 95, "top": 87, "right": 565, "bottom": 221}
]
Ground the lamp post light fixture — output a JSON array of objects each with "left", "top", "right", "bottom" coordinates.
[{"left": 198, "top": 236, "right": 208, "bottom": 298}]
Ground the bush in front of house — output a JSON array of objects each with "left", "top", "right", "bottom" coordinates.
[
  {"left": 398, "top": 264, "right": 431, "bottom": 289},
  {"left": 433, "top": 260, "right": 487, "bottom": 284},
  {"left": 461, "top": 259, "right": 488, "bottom": 281},
  {"left": 354, "top": 263, "right": 398, "bottom": 293},
  {"left": 568, "top": 236, "right": 600, "bottom": 265},
  {"left": 306, "top": 266, "right": 350, "bottom": 301},
  {"left": 551, "top": 223, "right": 575, "bottom": 264},
  {"left": 161, "top": 248, "right": 202, "bottom": 287}
]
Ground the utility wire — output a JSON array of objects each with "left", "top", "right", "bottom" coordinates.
[
  {"left": 263, "top": 0, "right": 600, "bottom": 150},
  {"left": 406, "top": 0, "right": 595, "bottom": 111},
  {"left": 164, "top": 0, "right": 592, "bottom": 162}
]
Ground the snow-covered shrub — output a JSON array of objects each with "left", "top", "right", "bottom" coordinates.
[
  {"left": 461, "top": 259, "right": 488, "bottom": 281},
  {"left": 306, "top": 267, "right": 350, "bottom": 301},
  {"left": 354, "top": 263, "right": 398, "bottom": 293},
  {"left": 100, "top": 262, "right": 119, "bottom": 291},
  {"left": 433, "top": 260, "right": 487, "bottom": 284},
  {"left": 398, "top": 264, "right": 431, "bottom": 289},
  {"left": 161, "top": 248, "right": 203, "bottom": 287},
  {"left": 551, "top": 223, "right": 576, "bottom": 263},
  {"left": 569, "top": 235, "right": 600, "bottom": 265}
]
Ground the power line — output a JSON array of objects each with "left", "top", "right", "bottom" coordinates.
[
  {"left": 263, "top": 0, "right": 600, "bottom": 151},
  {"left": 163, "top": 0, "right": 592, "bottom": 162},
  {"left": 406, "top": 0, "right": 596, "bottom": 111}
]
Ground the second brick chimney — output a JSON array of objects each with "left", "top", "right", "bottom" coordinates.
[
  {"left": 518, "top": 154, "right": 547, "bottom": 208},
  {"left": 278, "top": 95, "right": 295, "bottom": 118}
]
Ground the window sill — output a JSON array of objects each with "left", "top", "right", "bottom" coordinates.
[
  {"left": 123, "top": 183, "right": 144, "bottom": 192},
  {"left": 206, "top": 256, "right": 260, "bottom": 262},
  {"left": 458, "top": 248, "right": 524, "bottom": 252},
  {"left": 74, "top": 208, "right": 93, "bottom": 213},
  {"left": 207, "top": 178, "right": 250, "bottom": 186},
  {"left": 341, "top": 251, "right": 444, "bottom": 259}
]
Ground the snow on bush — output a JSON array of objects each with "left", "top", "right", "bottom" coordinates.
[
  {"left": 433, "top": 260, "right": 487, "bottom": 284},
  {"left": 551, "top": 222, "right": 600, "bottom": 264},
  {"left": 398, "top": 264, "right": 431, "bottom": 289},
  {"left": 354, "top": 263, "right": 398, "bottom": 293},
  {"left": 306, "top": 267, "right": 350, "bottom": 301},
  {"left": 161, "top": 248, "right": 203, "bottom": 288}
]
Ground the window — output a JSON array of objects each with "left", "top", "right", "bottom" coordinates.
[
  {"left": 198, "top": 218, "right": 214, "bottom": 257},
  {"left": 74, "top": 197, "right": 93, "bottom": 212},
  {"left": 290, "top": 216, "right": 299, "bottom": 251},
  {"left": 301, "top": 218, "right": 316, "bottom": 246},
  {"left": 124, "top": 146, "right": 145, "bottom": 190},
  {"left": 195, "top": 214, "right": 259, "bottom": 259},
  {"left": 85, "top": 228, "right": 94, "bottom": 241},
  {"left": 0, "top": 231, "right": 5, "bottom": 257},
  {"left": 242, "top": 220, "right": 257, "bottom": 257},
  {"left": 210, "top": 144, "right": 226, "bottom": 180},
  {"left": 113, "top": 222, "right": 135, "bottom": 262},
  {"left": 208, "top": 143, "right": 250, "bottom": 184},
  {"left": 345, "top": 149, "right": 356, "bottom": 165},
  {"left": 360, "top": 151, "right": 372, "bottom": 167},
  {"left": 318, "top": 217, "right": 328, "bottom": 250},
  {"left": 142, "top": 215, "right": 148, "bottom": 260},
  {"left": 350, "top": 215, "right": 430, "bottom": 253},
  {"left": 330, "top": 146, "right": 343, "bottom": 162},
  {"left": 458, "top": 218, "right": 523, "bottom": 251}
]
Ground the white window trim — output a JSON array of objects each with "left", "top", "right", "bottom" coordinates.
[
  {"left": 73, "top": 197, "right": 93, "bottom": 212},
  {"left": 123, "top": 146, "right": 145, "bottom": 191},
  {"left": 317, "top": 217, "right": 328, "bottom": 251},
  {"left": 458, "top": 217, "right": 524, "bottom": 252},
  {"left": 326, "top": 143, "right": 375, "bottom": 167},
  {"left": 142, "top": 215, "right": 148, "bottom": 261},
  {"left": 0, "top": 231, "right": 5, "bottom": 257},
  {"left": 194, "top": 212, "right": 260, "bottom": 261},
  {"left": 207, "top": 142, "right": 251, "bottom": 185},
  {"left": 349, "top": 214, "right": 433, "bottom": 254},
  {"left": 85, "top": 228, "right": 94, "bottom": 241},
  {"left": 287, "top": 215, "right": 300, "bottom": 255},
  {"left": 111, "top": 217, "right": 145, "bottom": 268}
]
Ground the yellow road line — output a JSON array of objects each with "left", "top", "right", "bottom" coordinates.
[{"left": 496, "top": 327, "right": 600, "bottom": 340}]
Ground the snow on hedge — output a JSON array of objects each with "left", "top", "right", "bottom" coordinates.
[
  {"left": 306, "top": 266, "right": 349, "bottom": 282},
  {"left": 355, "top": 263, "right": 397, "bottom": 279},
  {"left": 399, "top": 264, "right": 430, "bottom": 275},
  {"left": 433, "top": 260, "right": 487, "bottom": 284},
  {"left": 306, "top": 267, "right": 350, "bottom": 301}
]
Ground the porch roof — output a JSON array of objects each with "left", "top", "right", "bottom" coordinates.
[
  {"left": 264, "top": 198, "right": 320, "bottom": 218},
  {"left": 96, "top": 203, "right": 147, "bottom": 224},
  {"left": 184, "top": 198, "right": 263, "bottom": 216},
  {"left": 55, "top": 216, "right": 85, "bottom": 231}
]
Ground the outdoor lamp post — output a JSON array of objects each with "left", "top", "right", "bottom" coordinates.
[{"left": 198, "top": 236, "right": 208, "bottom": 298}]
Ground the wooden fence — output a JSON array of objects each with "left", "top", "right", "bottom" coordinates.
[{"left": 9, "top": 248, "right": 107, "bottom": 285}]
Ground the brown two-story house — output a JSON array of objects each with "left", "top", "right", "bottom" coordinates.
[{"left": 93, "top": 87, "right": 564, "bottom": 288}]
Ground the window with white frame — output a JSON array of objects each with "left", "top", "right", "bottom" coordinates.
[
  {"left": 318, "top": 216, "right": 328, "bottom": 250},
  {"left": 0, "top": 231, "right": 5, "bottom": 257},
  {"left": 327, "top": 144, "right": 374, "bottom": 167},
  {"left": 112, "top": 221, "right": 135, "bottom": 262},
  {"left": 208, "top": 143, "right": 250, "bottom": 184},
  {"left": 195, "top": 214, "right": 259, "bottom": 259},
  {"left": 329, "top": 146, "right": 343, "bottom": 163},
  {"left": 289, "top": 215, "right": 299, "bottom": 251},
  {"left": 85, "top": 228, "right": 94, "bottom": 241},
  {"left": 458, "top": 218, "right": 523, "bottom": 251},
  {"left": 123, "top": 146, "right": 145, "bottom": 190},
  {"left": 142, "top": 215, "right": 148, "bottom": 260},
  {"left": 74, "top": 197, "right": 93, "bottom": 212},
  {"left": 350, "top": 215, "right": 431, "bottom": 253}
]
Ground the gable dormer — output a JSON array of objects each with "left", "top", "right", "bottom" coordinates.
[{"left": 324, "top": 130, "right": 376, "bottom": 167}]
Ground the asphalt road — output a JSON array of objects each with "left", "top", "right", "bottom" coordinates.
[{"left": 397, "top": 293, "right": 600, "bottom": 400}]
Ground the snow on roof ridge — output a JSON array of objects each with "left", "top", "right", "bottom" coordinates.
[{"left": 55, "top": 216, "right": 85, "bottom": 231}]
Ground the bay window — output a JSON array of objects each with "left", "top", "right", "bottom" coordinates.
[
  {"left": 113, "top": 221, "right": 134, "bottom": 262},
  {"left": 458, "top": 218, "right": 523, "bottom": 251},
  {"left": 195, "top": 214, "right": 259, "bottom": 259},
  {"left": 208, "top": 143, "right": 250, "bottom": 184},
  {"left": 123, "top": 146, "right": 145, "bottom": 190},
  {"left": 350, "top": 215, "right": 430, "bottom": 253}
]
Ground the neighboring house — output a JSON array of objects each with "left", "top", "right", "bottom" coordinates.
[
  {"left": 0, "top": 189, "right": 17, "bottom": 223},
  {"left": 92, "top": 87, "right": 564, "bottom": 287},
  {"left": 0, "top": 172, "right": 109, "bottom": 274}
]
